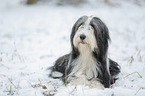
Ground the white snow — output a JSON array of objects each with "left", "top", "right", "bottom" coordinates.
[{"left": 0, "top": 0, "right": 145, "bottom": 96}]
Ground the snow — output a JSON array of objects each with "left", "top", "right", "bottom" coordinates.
[{"left": 0, "top": 0, "right": 145, "bottom": 96}]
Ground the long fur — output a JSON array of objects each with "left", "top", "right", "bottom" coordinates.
[{"left": 49, "top": 16, "right": 120, "bottom": 88}]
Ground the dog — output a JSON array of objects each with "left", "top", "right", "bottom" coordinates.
[{"left": 49, "top": 16, "right": 120, "bottom": 88}]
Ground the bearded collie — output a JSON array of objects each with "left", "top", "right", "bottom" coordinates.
[{"left": 49, "top": 16, "right": 120, "bottom": 88}]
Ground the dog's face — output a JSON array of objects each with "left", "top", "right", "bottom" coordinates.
[
  {"left": 73, "top": 22, "right": 97, "bottom": 52},
  {"left": 71, "top": 16, "right": 110, "bottom": 60}
]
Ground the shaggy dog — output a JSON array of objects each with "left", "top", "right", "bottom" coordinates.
[{"left": 49, "top": 16, "right": 120, "bottom": 88}]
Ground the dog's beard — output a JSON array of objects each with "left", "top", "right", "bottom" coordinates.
[
  {"left": 78, "top": 43, "right": 89, "bottom": 55},
  {"left": 70, "top": 41, "right": 99, "bottom": 80},
  {"left": 70, "top": 25, "right": 99, "bottom": 80}
]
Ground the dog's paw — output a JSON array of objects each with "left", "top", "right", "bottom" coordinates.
[
  {"left": 89, "top": 79, "right": 104, "bottom": 89},
  {"left": 51, "top": 71, "right": 63, "bottom": 78},
  {"left": 70, "top": 75, "right": 90, "bottom": 86},
  {"left": 70, "top": 75, "right": 104, "bottom": 89}
]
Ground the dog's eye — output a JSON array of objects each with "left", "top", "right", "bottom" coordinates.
[
  {"left": 88, "top": 26, "right": 93, "bottom": 31},
  {"left": 79, "top": 26, "right": 84, "bottom": 29},
  {"left": 88, "top": 26, "right": 94, "bottom": 34},
  {"left": 88, "top": 28, "right": 91, "bottom": 30}
]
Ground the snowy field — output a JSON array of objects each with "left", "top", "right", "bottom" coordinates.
[{"left": 0, "top": 0, "right": 145, "bottom": 96}]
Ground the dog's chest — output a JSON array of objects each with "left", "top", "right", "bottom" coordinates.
[{"left": 71, "top": 54, "right": 98, "bottom": 79}]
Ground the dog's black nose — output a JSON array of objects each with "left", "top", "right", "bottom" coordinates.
[{"left": 80, "top": 34, "right": 86, "bottom": 40}]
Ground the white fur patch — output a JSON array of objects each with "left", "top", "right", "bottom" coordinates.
[
  {"left": 84, "top": 15, "right": 94, "bottom": 26},
  {"left": 69, "top": 43, "right": 100, "bottom": 79},
  {"left": 52, "top": 71, "right": 63, "bottom": 78}
]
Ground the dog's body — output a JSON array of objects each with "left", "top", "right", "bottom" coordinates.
[{"left": 50, "top": 16, "right": 120, "bottom": 88}]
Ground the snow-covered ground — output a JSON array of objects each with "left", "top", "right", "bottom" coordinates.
[{"left": 0, "top": 0, "right": 145, "bottom": 96}]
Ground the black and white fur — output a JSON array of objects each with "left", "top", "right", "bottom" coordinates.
[{"left": 50, "top": 16, "right": 120, "bottom": 88}]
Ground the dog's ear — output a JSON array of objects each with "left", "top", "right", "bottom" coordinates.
[
  {"left": 71, "top": 16, "right": 88, "bottom": 35},
  {"left": 70, "top": 16, "right": 88, "bottom": 59},
  {"left": 70, "top": 16, "right": 88, "bottom": 45},
  {"left": 90, "top": 17, "right": 110, "bottom": 61}
]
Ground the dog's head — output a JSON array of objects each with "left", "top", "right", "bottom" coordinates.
[{"left": 71, "top": 16, "right": 110, "bottom": 60}]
